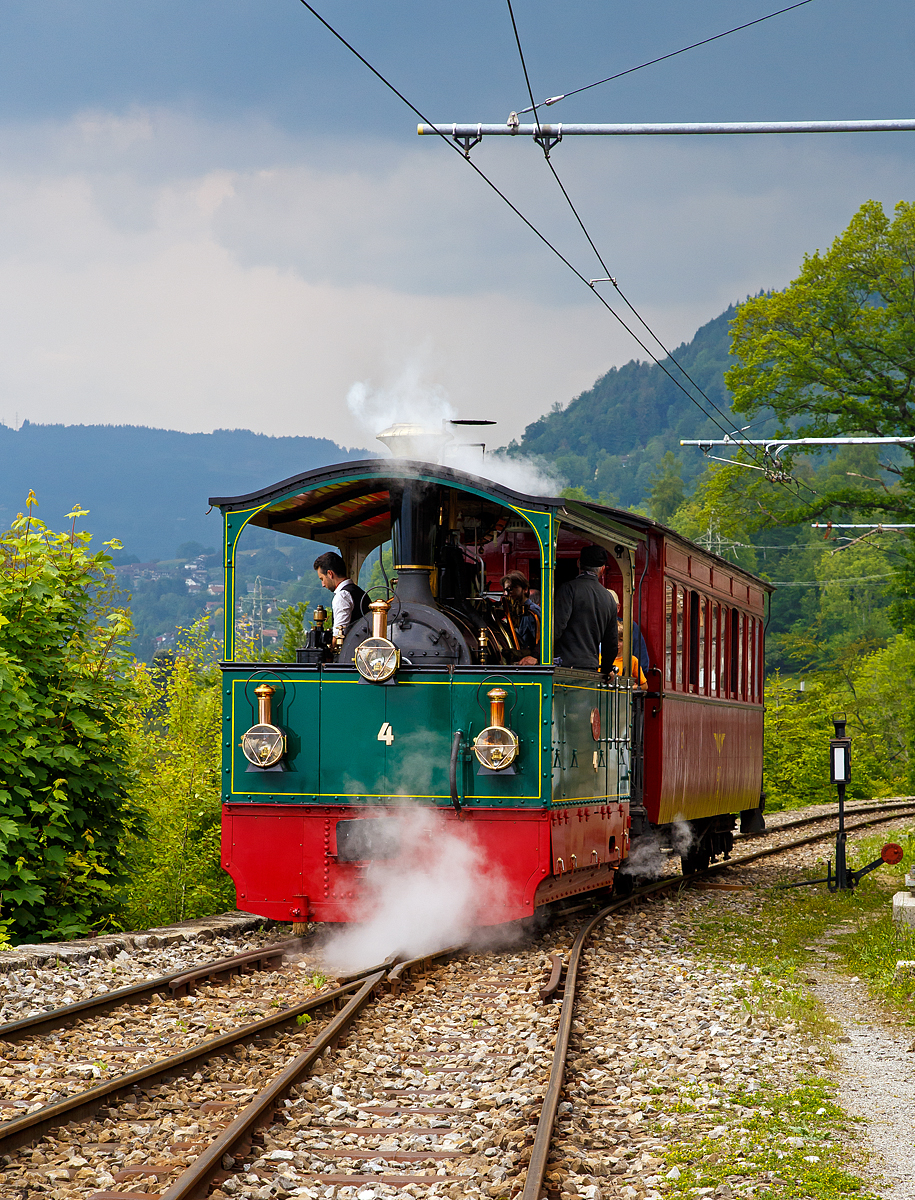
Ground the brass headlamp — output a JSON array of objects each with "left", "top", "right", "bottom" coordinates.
[
  {"left": 473, "top": 687, "right": 519, "bottom": 772},
  {"left": 354, "top": 599, "right": 400, "bottom": 683},
  {"left": 241, "top": 684, "right": 286, "bottom": 769}
]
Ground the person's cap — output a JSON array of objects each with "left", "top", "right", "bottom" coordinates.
[{"left": 580, "top": 545, "right": 608, "bottom": 569}]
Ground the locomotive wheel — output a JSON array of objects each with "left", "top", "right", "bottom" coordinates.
[
  {"left": 612, "top": 869, "right": 635, "bottom": 897},
  {"left": 681, "top": 844, "right": 711, "bottom": 875}
]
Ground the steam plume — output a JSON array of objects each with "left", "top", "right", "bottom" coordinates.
[
  {"left": 346, "top": 363, "right": 562, "bottom": 496},
  {"left": 321, "top": 806, "right": 510, "bottom": 976}
]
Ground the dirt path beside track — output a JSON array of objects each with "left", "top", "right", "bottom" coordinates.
[{"left": 809, "top": 939, "right": 915, "bottom": 1200}]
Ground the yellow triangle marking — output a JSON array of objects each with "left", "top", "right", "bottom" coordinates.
[{"left": 714, "top": 731, "right": 726, "bottom": 754}]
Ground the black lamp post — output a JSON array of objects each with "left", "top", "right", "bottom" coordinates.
[
  {"left": 783, "top": 713, "right": 903, "bottom": 891},
  {"left": 828, "top": 715, "right": 852, "bottom": 891}
]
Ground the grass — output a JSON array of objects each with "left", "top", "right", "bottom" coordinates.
[
  {"left": 826, "top": 826, "right": 915, "bottom": 1021},
  {"left": 651, "top": 823, "right": 915, "bottom": 1200},
  {"left": 682, "top": 880, "right": 883, "bottom": 1044},
  {"left": 662, "top": 1078, "right": 871, "bottom": 1200}
]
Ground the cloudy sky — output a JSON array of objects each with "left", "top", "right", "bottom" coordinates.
[{"left": 0, "top": 0, "right": 914, "bottom": 449}]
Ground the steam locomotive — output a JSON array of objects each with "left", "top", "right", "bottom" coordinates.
[{"left": 213, "top": 428, "right": 769, "bottom": 928}]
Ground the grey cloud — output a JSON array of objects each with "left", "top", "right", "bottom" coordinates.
[{"left": 0, "top": 108, "right": 913, "bottom": 447}]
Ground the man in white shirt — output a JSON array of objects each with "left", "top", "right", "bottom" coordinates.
[{"left": 313, "top": 551, "right": 367, "bottom": 639}]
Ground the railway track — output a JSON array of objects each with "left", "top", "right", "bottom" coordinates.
[
  {"left": 738, "top": 797, "right": 915, "bottom": 843},
  {"left": 0, "top": 801, "right": 911, "bottom": 1200}
]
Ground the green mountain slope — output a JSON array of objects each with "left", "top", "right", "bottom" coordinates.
[
  {"left": 0, "top": 423, "right": 367, "bottom": 561},
  {"left": 507, "top": 304, "right": 761, "bottom": 507}
]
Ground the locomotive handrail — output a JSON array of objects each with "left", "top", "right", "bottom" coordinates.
[{"left": 449, "top": 729, "right": 464, "bottom": 814}]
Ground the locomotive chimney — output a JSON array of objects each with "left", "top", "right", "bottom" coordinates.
[{"left": 390, "top": 480, "right": 440, "bottom": 606}]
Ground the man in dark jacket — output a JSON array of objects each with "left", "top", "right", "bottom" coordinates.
[{"left": 554, "top": 545, "right": 618, "bottom": 671}]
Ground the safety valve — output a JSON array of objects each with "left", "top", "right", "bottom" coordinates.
[
  {"left": 474, "top": 687, "right": 519, "bottom": 772},
  {"left": 241, "top": 683, "right": 286, "bottom": 768},
  {"left": 354, "top": 598, "right": 400, "bottom": 683}
]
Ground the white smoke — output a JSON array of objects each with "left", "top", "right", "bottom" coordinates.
[
  {"left": 346, "top": 364, "right": 563, "bottom": 497},
  {"left": 620, "top": 833, "right": 666, "bottom": 880},
  {"left": 321, "top": 805, "right": 511, "bottom": 976},
  {"left": 448, "top": 443, "right": 562, "bottom": 498},
  {"left": 621, "top": 820, "right": 695, "bottom": 881},
  {"left": 671, "top": 819, "right": 696, "bottom": 859},
  {"left": 346, "top": 362, "right": 455, "bottom": 438}
]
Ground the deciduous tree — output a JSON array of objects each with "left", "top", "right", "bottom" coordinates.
[{"left": 727, "top": 199, "right": 915, "bottom": 526}]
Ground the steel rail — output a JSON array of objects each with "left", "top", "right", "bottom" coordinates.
[
  {"left": 519, "top": 802, "right": 915, "bottom": 1200},
  {"left": 0, "top": 941, "right": 297, "bottom": 1044},
  {"left": 157, "top": 971, "right": 386, "bottom": 1200},
  {"left": 0, "top": 978, "right": 360, "bottom": 1157},
  {"left": 740, "top": 799, "right": 915, "bottom": 842},
  {"left": 707, "top": 805, "right": 915, "bottom": 878},
  {"left": 158, "top": 945, "right": 460, "bottom": 1198},
  {"left": 6, "top": 807, "right": 912, "bottom": 1190},
  {"left": 521, "top": 897, "right": 630, "bottom": 1200}
]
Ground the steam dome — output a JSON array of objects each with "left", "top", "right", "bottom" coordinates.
[{"left": 376, "top": 422, "right": 452, "bottom": 462}]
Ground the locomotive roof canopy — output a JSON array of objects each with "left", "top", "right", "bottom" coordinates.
[
  {"left": 209, "top": 458, "right": 773, "bottom": 590},
  {"left": 209, "top": 458, "right": 635, "bottom": 545}
]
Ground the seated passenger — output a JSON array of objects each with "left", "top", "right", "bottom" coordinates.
[
  {"left": 553, "top": 545, "right": 619, "bottom": 672},
  {"left": 612, "top": 619, "right": 648, "bottom": 687},
  {"left": 313, "top": 551, "right": 367, "bottom": 641},
  {"left": 499, "top": 570, "right": 541, "bottom": 666}
]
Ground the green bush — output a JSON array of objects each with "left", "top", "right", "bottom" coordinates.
[
  {"left": 765, "top": 636, "right": 915, "bottom": 809},
  {"left": 117, "top": 620, "right": 235, "bottom": 928},
  {"left": 0, "top": 496, "right": 135, "bottom": 942}
]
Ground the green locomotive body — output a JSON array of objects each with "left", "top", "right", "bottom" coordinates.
[{"left": 212, "top": 448, "right": 767, "bottom": 926}]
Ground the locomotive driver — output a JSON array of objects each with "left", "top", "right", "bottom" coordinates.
[{"left": 313, "top": 551, "right": 367, "bottom": 643}]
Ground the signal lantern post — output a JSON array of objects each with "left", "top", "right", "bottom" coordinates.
[
  {"left": 783, "top": 714, "right": 904, "bottom": 891},
  {"left": 829, "top": 715, "right": 852, "bottom": 891}
]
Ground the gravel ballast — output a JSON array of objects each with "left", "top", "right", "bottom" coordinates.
[{"left": 0, "top": 822, "right": 911, "bottom": 1198}]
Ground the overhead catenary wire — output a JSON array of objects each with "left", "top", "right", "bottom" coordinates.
[
  {"left": 296, "top": 0, "right": 802, "bottom": 482},
  {"left": 506, "top": 0, "right": 752, "bottom": 444},
  {"left": 298, "top": 1, "right": 824, "bottom": 511},
  {"left": 514, "top": 0, "right": 816, "bottom": 115},
  {"left": 766, "top": 574, "right": 896, "bottom": 586},
  {"left": 500, "top": 0, "right": 804, "bottom": 495}
]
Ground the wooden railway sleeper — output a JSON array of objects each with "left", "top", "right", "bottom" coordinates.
[
  {"left": 0, "top": 979, "right": 365, "bottom": 1158},
  {"left": 0, "top": 939, "right": 304, "bottom": 1043}
]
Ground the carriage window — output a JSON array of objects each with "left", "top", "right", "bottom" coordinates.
[
  {"left": 665, "top": 582, "right": 673, "bottom": 687},
  {"left": 757, "top": 620, "right": 764, "bottom": 701},
  {"left": 748, "top": 617, "right": 756, "bottom": 701},
  {"left": 688, "top": 591, "right": 699, "bottom": 689},
  {"left": 729, "top": 608, "right": 739, "bottom": 696},
  {"left": 676, "top": 588, "right": 685, "bottom": 690},
  {"left": 719, "top": 605, "right": 726, "bottom": 697},
  {"left": 710, "top": 603, "right": 719, "bottom": 695},
  {"left": 699, "top": 597, "right": 707, "bottom": 693},
  {"left": 738, "top": 612, "right": 746, "bottom": 699}
]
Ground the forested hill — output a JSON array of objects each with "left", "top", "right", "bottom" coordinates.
[
  {"left": 507, "top": 304, "right": 757, "bottom": 507},
  {"left": 0, "top": 423, "right": 366, "bottom": 561},
  {"left": 2, "top": 304, "right": 752, "bottom": 562}
]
